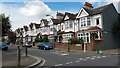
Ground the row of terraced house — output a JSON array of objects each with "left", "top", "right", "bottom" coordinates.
[{"left": 15, "top": 2, "right": 119, "bottom": 51}]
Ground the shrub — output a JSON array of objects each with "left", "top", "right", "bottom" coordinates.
[
  {"left": 35, "top": 36, "right": 43, "bottom": 42},
  {"left": 43, "top": 36, "right": 49, "bottom": 42},
  {"left": 68, "top": 38, "right": 83, "bottom": 44}
]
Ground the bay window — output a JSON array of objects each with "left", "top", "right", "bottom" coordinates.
[
  {"left": 87, "top": 17, "right": 91, "bottom": 26},
  {"left": 78, "top": 32, "right": 90, "bottom": 43}
]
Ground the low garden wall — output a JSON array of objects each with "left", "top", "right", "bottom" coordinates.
[{"left": 55, "top": 42, "right": 82, "bottom": 50}]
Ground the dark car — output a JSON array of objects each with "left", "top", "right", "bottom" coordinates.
[
  {"left": 37, "top": 42, "right": 53, "bottom": 50},
  {"left": 22, "top": 42, "right": 32, "bottom": 48},
  {"left": 0, "top": 42, "right": 8, "bottom": 50}
]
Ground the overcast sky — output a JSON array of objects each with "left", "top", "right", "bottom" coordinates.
[{"left": 0, "top": 0, "right": 120, "bottom": 31}]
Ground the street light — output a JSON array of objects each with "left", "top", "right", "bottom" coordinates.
[
  {"left": 82, "top": 29, "right": 86, "bottom": 53},
  {"left": 46, "top": 15, "right": 56, "bottom": 48}
]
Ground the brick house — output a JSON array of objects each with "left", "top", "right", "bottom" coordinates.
[{"left": 75, "top": 2, "right": 119, "bottom": 51}]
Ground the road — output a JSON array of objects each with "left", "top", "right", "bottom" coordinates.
[{"left": 1, "top": 45, "right": 119, "bottom": 68}]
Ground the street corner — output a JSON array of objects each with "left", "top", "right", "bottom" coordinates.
[
  {"left": 2, "top": 53, "right": 43, "bottom": 68},
  {"left": 25, "top": 54, "right": 45, "bottom": 68}
]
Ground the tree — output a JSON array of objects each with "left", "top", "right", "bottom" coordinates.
[
  {"left": 7, "top": 31, "right": 16, "bottom": 44},
  {"left": 0, "top": 14, "right": 11, "bottom": 36}
]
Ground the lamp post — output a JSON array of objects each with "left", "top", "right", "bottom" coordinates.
[
  {"left": 46, "top": 15, "right": 56, "bottom": 48},
  {"left": 82, "top": 29, "right": 86, "bottom": 53}
]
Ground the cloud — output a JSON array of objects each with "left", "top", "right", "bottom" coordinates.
[
  {"left": 0, "top": 0, "right": 52, "bottom": 31},
  {"left": 20, "top": 1, "right": 52, "bottom": 16}
]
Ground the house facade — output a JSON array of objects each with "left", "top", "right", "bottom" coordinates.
[{"left": 15, "top": 2, "right": 119, "bottom": 51}]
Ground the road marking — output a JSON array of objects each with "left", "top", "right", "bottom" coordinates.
[
  {"left": 86, "top": 57, "right": 90, "bottom": 59},
  {"left": 90, "top": 58, "right": 95, "bottom": 60},
  {"left": 66, "top": 62, "right": 73, "bottom": 64},
  {"left": 75, "top": 61, "right": 80, "bottom": 62},
  {"left": 54, "top": 64, "right": 63, "bottom": 66},
  {"left": 102, "top": 56, "right": 106, "bottom": 58},
  {"left": 82, "top": 59, "right": 86, "bottom": 61},
  {"left": 61, "top": 53, "right": 69, "bottom": 56},
  {"left": 79, "top": 58, "right": 83, "bottom": 60},
  {"left": 92, "top": 56, "right": 96, "bottom": 58},
  {"left": 96, "top": 56, "right": 101, "bottom": 58},
  {"left": 39, "top": 57, "right": 46, "bottom": 66},
  {"left": 51, "top": 52, "right": 59, "bottom": 54}
]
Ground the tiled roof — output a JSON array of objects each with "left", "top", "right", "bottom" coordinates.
[
  {"left": 29, "top": 23, "right": 35, "bottom": 29},
  {"left": 37, "top": 32, "right": 42, "bottom": 36},
  {"left": 57, "top": 30, "right": 74, "bottom": 34},
  {"left": 35, "top": 24, "right": 41, "bottom": 29},
  {"left": 83, "top": 3, "right": 113, "bottom": 15},
  {"left": 23, "top": 26, "right": 28, "bottom": 31},
  {"left": 77, "top": 26, "right": 101, "bottom": 32},
  {"left": 51, "top": 18, "right": 62, "bottom": 25},
  {"left": 56, "top": 12, "right": 64, "bottom": 16},
  {"left": 86, "top": 26, "right": 101, "bottom": 30},
  {"left": 41, "top": 19, "right": 49, "bottom": 26},
  {"left": 64, "top": 12, "right": 77, "bottom": 20}
]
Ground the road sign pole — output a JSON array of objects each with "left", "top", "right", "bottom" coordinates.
[{"left": 17, "top": 46, "right": 21, "bottom": 67}]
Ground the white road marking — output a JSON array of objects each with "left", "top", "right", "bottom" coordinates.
[
  {"left": 82, "top": 59, "right": 86, "bottom": 61},
  {"left": 61, "top": 53, "right": 69, "bottom": 56},
  {"left": 90, "top": 58, "right": 95, "bottom": 60},
  {"left": 66, "top": 62, "right": 73, "bottom": 64},
  {"left": 102, "top": 56, "right": 107, "bottom": 58},
  {"left": 92, "top": 56, "right": 96, "bottom": 58},
  {"left": 96, "top": 56, "right": 101, "bottom": 58},
  {"left": 86, "top": 57, "right": 90, "bottom": 59},
  {"left": 39, "top": 57, "right": 46, "bottom": 66},
  {"left": 79, "top": 58, "right": 83, "bottom": 60},
  {"left": 51, "top": 52, "right": 59, "bottom": 54},
  {"left": 75, "top": 61, "right": 80, "bottom": 62},
  {"left": 54, "top": 64, "right": 63, "bottom": 66}
]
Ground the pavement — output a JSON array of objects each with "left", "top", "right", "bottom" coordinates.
[
  {"left": 54, "top": 48, "right": 119, "bottom": 55},
  {"left": 1, "top": 46, "right": 42, "bottom": 68}
]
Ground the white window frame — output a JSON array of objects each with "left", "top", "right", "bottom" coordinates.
[
  {"left": 69, "top": 21, "right": 73, "bottom": 29},
  {"left": 77, "top": 32, "right": 90, "bottom": 43},
  {"left": 80, "top": 17, "right": 86, "bottom": 27},
  {"left": 95, "top": 17, "right": 100, "bottom": 25},
  {"left": 87, "top": 17, "right": 91, "bottom": 26}
]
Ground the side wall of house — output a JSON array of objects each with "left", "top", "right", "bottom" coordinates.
[{"left": 102, "top": 4, "right": 119, "bottom": 50}]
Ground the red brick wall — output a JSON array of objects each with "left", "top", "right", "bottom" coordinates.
[{"left": 55, "top": 42, "right": 82, "bottom": 50}]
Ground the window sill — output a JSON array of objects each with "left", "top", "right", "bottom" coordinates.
[{"left": 95, "top": 38, "right": 102, "bottom": 40}]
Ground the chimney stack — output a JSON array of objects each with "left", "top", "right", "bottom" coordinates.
[{"left": 84, "top": 2, "right": 93, "bottom": 9}]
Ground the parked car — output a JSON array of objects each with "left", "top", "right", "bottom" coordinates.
[
  {"left": 22, "top": 42, "right": 32, "bottom": 48},
  {"left": 0, "top": 42, "right": 8, "bottom": 50},
  {"left": 37, "top": 42, "right": 54, "bottom": 50}
]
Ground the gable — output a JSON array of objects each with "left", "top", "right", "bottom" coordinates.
[
  {"left": 48, "top": 19, "right": 53, "bottom": 25},
  {"left": 64, "top": 15, "right": 69, "bottom": 20},
  {"left": 76, "top": 8, "right": 89, "bottom": 18},
  {"left": 41, "top": 21, "right": 44, "bottom": 27}
]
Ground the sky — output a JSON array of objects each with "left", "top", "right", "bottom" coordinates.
[{"left": 0, "top": 0, "right": 120, "bottom": 31}]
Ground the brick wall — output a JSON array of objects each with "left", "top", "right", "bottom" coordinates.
[{"left": 55, "top": 42, "right": 82, "bottom": 50}]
